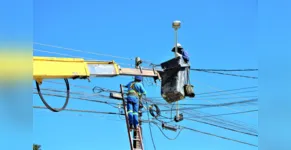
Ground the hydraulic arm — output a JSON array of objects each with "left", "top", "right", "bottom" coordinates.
[{"left": 33, "top": 56, "right": 160, "bottom": 83}]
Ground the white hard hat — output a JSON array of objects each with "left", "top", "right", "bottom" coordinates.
[{"left": 174, "top": 43, "right": 182, "bottom": 48}]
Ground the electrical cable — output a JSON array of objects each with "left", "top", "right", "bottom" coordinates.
[
  {"left": 194, "top": 96, "right": 258, "bottom": 100},
  {"left": 190, "top": 79, "right": 259, "bottom": 119},
  {"left": 93, "top": 86, "right": 120, "bottom": 93},
  {"left": 145, "top": 100, "right": 157, "bottom": 150},
  {"left": 197, "top": 91, "right": 258, "bottom": 98},
  {"left": 45, "top": 80, "right": 92, "bottom": 89},
  {"left": 182, "top": 126, "right": 258, "bottom": 147},
  {"left": 34, "top": 49, "right": 91, "bottom": 59},
  {"left": 184, "top": 118, "right": 258, "bottom": 137},
  {"left": 146, "top": 98, "right": 257, "bottom": 133},
  {"left": 181, "top": 109, "right": 258, "bottom": 134},
  {"left": 196, "top": 86, "right": 258, "bottom": 95},
  {"left": 34, "top": 42, "right": 153, "bottom": 64},
  {"left": 34, "top": 42, "right": 134, "bottom": 60},
  {"left": 35, "top": 78, "right": 70, "bottom": 112},
  {"left": 191, "top": 69, "right": 258, "bottom": 72},
  {"left": 33, "top": 106, "right": 125, "bottom": 115},
  {"left": 148, "top": 96, "right": 258, "bottom": 101},
  {"left": 148, "top": 120, "right": 257, "bottom": 147},
  {"left": 118, "top": 106, "right": 125, "bottom": 120},
  {"left": 151, "top": 121, "right": 184, "bottom": 140},
  {"left": 192, "top": 70, "right": 258, "bottom": 79},
  {"left": 34, "top": 49, "right": 135, "bottom": 67},
  {"left": 32, "top": 92, "right": 119, "bottom": 107},
  {"left": 158, "top": 113, "right": 257, "bottom": 137},
  {"left": 149, "top": 104, "right": 161, "bottom": 118},
  {"left": 37, "top": 80, "right": 258, "bottom": 141},
  {"left": 158, "top": 99, "right": 258, "bottom": 111},
  {"left": 150, "top": 99, "right": 258, "bottom": 134},
  {"left": 34, "top": 88, "right": 111, "bottom": 99},
  {"left": 193, "top": 109, "right": 258, "bottom": 118}
]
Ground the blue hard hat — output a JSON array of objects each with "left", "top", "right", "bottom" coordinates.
[{"left": 135, "top": 76, "right": 143, "bottom": 81}]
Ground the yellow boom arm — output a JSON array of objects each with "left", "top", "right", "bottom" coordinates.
[{"left": 33, "top": 56, "right": 160, "bottom": 83}]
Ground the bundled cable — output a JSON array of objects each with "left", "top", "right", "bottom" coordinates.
[
  {"left": 149, "top": 104, "right": 161, "bottom": 118},
  {"left": 35, "top": 78, "right": 70, "bottom": 112}
]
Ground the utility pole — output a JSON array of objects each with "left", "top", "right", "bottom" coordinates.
[{"left": 172, "top": 20, "right": 181, "bottom": 121}]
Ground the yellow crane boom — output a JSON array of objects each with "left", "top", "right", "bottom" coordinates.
[{"left": 33, "top": 56, "right": 160, "bottom": 83}]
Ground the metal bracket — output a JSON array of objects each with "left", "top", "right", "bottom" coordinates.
[{"left": 110, "top": 92, "right": 123, "bottom": 100}]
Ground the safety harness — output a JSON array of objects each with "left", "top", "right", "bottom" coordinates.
[{"left": 127, "top": 82, "right": 139, "bottom": 97}]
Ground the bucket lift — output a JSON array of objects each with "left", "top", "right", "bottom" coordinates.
[{"left": 159, "top": 56, "right": 195, "bottom": 103}]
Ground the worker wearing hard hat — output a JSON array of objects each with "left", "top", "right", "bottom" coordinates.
[
  {"left": 171, "top": 43, "right": 190, "bottom": 63},
  {"left": 125, "top": 75, "right": 146, "bottom": 130}
]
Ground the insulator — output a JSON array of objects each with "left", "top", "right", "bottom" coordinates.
[
  {"left": 174, "top": 113, "right": 184, "bottom": 122},
  {"left": 162, "top": 123, "right": 178, "bottom": 132}
]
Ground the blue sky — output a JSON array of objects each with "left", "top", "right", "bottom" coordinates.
[{"left": 33, "top": 0, "right": 259, "bottom": 149}]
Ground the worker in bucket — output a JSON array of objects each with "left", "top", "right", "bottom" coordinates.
[
  {"left": 125, "top": 75, "right": 146, "bottom": 130},
  {"left": 171, "top": 43, "right": 190, "bottom": 63}
]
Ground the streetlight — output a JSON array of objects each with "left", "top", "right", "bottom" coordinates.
[
  {"left": 172, "top": 20, "right": 181, "bottom": 57},
  {"left": 172, "top": 20, "right": 182, "bottom": 121}
]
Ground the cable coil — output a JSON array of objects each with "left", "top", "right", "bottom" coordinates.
[
  {"left": 149, "top": 104, "right": 161, "bottom": 118},
  {"left": 35, "top": 78, "right": 70, "bottom": 112}
]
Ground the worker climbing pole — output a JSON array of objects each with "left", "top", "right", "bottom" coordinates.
[{"left": 120, "top": 83, "right": 145, "bottom": 150}]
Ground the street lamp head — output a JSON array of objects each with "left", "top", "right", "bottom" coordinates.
[{"left": 172, "top": 20, "right": 181, "bottom": 30}]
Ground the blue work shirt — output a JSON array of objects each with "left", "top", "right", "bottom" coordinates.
[
  {"left": 125, "top": 81, "right": 147, "bottom": 97},
  {"left": 181, "top": 50, "right": 189, "bottom": 63}
]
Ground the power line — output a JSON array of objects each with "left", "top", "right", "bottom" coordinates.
[
  {"left": 149, "top": 96, "right": 258, "bottom": 101},
  {"left": 34, "top": 49, "right": 90, "bottom": 58},
  {"left": 181, "top": 126, "right": 258, "bottom": 147},
  {"left": 34, "top": 49, "right": 135, "bottom": 67},
  {"left": 158, "top": 99, "right": 258, "bottom": 111},
  {"left": 146, "top": 98, "right": 258, "bottom": 134},
  {"left": 184, "top": 118, "right": 258, "bottom": 136},
  {"left": 192, "top": 69, "right": 258, "bottom": 79},
  {"left": 191, "top": 69, "right": 258, "bottom": 72},
  {"left": 193, "top": 109, "right": 258, "bottom": 118},
  {"left": 34, "top": 42, "right": 153, "bottom": 64},
  {"left": 148, "top": 121, "right": 257, "bottom": 147},
  {"left": 145, "top": 101, "right": 157, "bottom": 150},
  {"left": 191, "top": 96, "right": 258, "bottom": 101},
  {"left": 151, "top": 121, "right": 184, "bottom": 140},
  {"left": 158, "top": 113, "right": 258, "bottom": 137},
  {"left": 190, "top": 80, "right": 259, "bottom": 119},
  {"left": 161, "top": 114, "right": 257, "bottom": 137},
  {"left": 150, "top": 99, "right": 257, "bottom": 106},
  {"left": 183, "top": 109, "right": 258, "bottom": 134},
  {"left": 33, "top": 106, "right": 124, "bottom": 115},
  {"left": 34, "top": 42, "right": 134, "bottom": 60},
  {"left": 34, "top": 88, "right": 93, "bottom": 95},
  {"left": 172, "top": 99, "right": 257, "bottom": 107},
  {"left": 38, "top": 79, "right": 258, "bottom": 137},
  {"left": 33, "top": 92, "right": 119, "bottom": 106},
  {"left": 34, "top": 88, "right": 111, "bottom": 99},
  {"left": 152, "top": 98, "right": 258, "bottom": 133},
  {"left": 197, "top": 90, "right": 258, "bottom": 98},
  {"left": 196, "top": 86, "right": 258, "bottom": 95}
]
